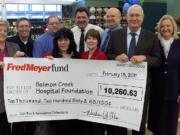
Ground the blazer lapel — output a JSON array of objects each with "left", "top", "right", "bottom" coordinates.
[
  {"left": 135, "top": 29, "right": 145, "bottom": 54},
  {"left": 159, "top": 41, "right": 166, "bottom": 61},
  {"left": 122, "top": 29, "right": 128, "bottom": 54},
  {"left": 167, "top": 40, "right": 175, "bottom": 60},
  {"left": 6, "top": 42, "right": 16, "bottom": 57}
]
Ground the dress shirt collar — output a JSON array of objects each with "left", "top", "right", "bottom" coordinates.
[
  {"left": 47, "top": 31, "right": 55, "bottom": 36},
  {"left": 105, "top": 25, "right": 121, "bottom": 33},
  {"left": 111, "top": 25, "right": 121, "bottom": 31},
  {"left": 127, "top": 27, "right": 141, "bottom": 36},
  {"left": 78, "top": 23, "right": 90, "bottom": 33}
]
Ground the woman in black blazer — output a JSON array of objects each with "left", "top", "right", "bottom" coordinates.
[{"left": 148, "top": 15, "right": 180, "bottom": 135}]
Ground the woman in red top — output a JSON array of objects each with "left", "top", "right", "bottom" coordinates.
[
  {"left": 80, "top": 29, "right": 107, "bottom": 135},
  {"left": 80, "top": 29, "right": 107, "bottom": 60}
]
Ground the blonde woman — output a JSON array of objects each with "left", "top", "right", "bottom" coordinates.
[{"left": 148, "top": 15, "right": 180, "bottom": 135}]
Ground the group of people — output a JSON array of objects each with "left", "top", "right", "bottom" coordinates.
[{"left": 0, "top": 4, "right": 180, "bottom": 135}]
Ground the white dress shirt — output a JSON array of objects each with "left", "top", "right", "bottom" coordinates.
[
  {"left": 160, "top": 38, "right": 174, "bottom": 58},
  {"left": 71, "top": 23, "right": 104, "bottom": 51},
  {"left": 127, "top": 27, "right": 141, "bottom": 53}
]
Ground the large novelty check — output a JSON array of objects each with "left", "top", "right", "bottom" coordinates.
[{"left": 4, "top": 58, "right": 147, "bottom": 131}]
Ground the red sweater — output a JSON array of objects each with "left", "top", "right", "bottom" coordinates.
[{"left": 80, "top": 48, "right": 107, "bottom": 60}]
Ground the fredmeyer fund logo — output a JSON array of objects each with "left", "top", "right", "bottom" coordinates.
[{"left": 6, "top": 63, "right": 69, "bottom": 73}]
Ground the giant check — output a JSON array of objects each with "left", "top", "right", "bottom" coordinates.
[{"left": 4, "top": 58, "right": 147, "bottom": 131}]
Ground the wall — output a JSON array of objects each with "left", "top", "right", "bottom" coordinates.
[
  {"left": 143, "top": 2, "right": 166, "bottom": 31},
  {"left": 167, "top": 0, "right": 180, "bottom": 18}
]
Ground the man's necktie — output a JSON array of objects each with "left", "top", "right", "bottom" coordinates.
[
  {"left": 79, "top": 29, "right": 85, "bottom": 52},
  {"left": 128, "top": 32, "right": 136, "bottom": 58},
  {"left": 101, "top": 30, "right": 111, "bottom": 52}
]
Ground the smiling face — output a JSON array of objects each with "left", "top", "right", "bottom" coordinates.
[
  {"left": 127, "top": 5, "right": 144, "bottom": 32},
  {"left": 160, "top": 19, "right": 174, "bottom": 40},
  {"left": 0, "top": 25, "right": 8, "bottom": 43},
  {"left": 17, "top": 20, "right": 31, "bottom": 40},
  {"left": 75, "top": 11, "right": 89, "bottom": 30},
  {"left": 106, "top": 8, "right": 121, "bottom": 29},
  {"left": 47, "top": 16, "right": 61, "bottom": 33},
  {"left": 57, "top": 38, "right": 70, "bottom": 53},
  {"left": 86, "top": 36, "right": 98, "bottom": 50}
]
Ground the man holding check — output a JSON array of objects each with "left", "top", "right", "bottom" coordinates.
[{"left": 107, "top": 4, "right": 161, "bottom": 135}]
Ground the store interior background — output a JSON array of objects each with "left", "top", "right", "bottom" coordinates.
[
  {"left": 0, "top": 0, "right": 180, "bottom": 38},
  {"left": 0, "top": 0, "right": 180, "bottom": 134}
]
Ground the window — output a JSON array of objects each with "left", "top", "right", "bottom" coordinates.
[
  {"left": 4, "top": 4, "right": 62, "bottom": 19},
  {"left": 45, "top": 5, "right": 56, "bottom": 12},
  {"left": 57, "top": 5, "right": 62, "bottom": 12},
  {"left": 6, "top": 4, "right": 18, "bottom": 11},
  {"left": 32, "top": 5, "right": 43, "bottom": 11},
  {"left": 18, "top": 4, "right": 28, "bottom": 11}
]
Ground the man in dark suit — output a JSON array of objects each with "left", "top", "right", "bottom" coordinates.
[{"left": 107, "top": 4, "right": 161, "bottom": 135}]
